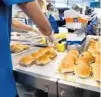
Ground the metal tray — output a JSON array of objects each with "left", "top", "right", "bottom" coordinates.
[
  {"left": 12, "top": 47, "right": 61, "bottom": 77},
  {"left": 52, "top": 51, "right": 100, "bottom": 93},
  {"left": 58, "top": 80, "right": 100, "bottom": 97},
  {"left": 11, "top": 48, "right": 32, "bottom": 57},
  {"left": 14, "top": 70, "right": 58, "bottom": 97},
  {"left": 84, "top": 35, "right": 100, "bottom": 51},
  {"left": 12, "top": 47, "right": 59, "bottom": 96},
  {"left": 11, "top": 32, "right": 42, "bottom": 45},
  {"left": 12, "top": 46, "right": 100, "bottom": 93},
  {"left": 10, "top": 41, "right": 32, "bottom": 57}
]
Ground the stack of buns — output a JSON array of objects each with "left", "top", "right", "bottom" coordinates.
[
  {"left": 36, "top": 55, "right": 51, "bottom": 66},
  {"left": 59, "top": 49, "right": 79, "bottom": 73},
  {"left": 92, "top": 51, "right": 100, "bottom": 64},
  {"left": 19, "top": 47, "right": 57, "bottom": 67},
  {"left": 19, "top": 55, "right": 35, "bottom": 67},
  {"left": 88, "top": 39, "right": 100, "bottom": 54},
  {"left": 91, "top": 51, "right": 100, "bottom": 82},
  {"left": 59, "top": 38, "right": 100, "bottom": 80},
  {"left": 74, "top": 39, "right": 100, "bottom": 79},
  {"left": 74, "top": 51, "right": 93, "bottom": 78},
  {"left": 74, "top": 63, "right": 91, "bottom": 78},
  {"left": 11, "top": 43, "right": 30, "bottom": 53},
  {"left": 87, "top": 39, "right": 100, "bottom": 81},
  {"left": 76, "top": 51, "right": 94, "bottom": 65},
  {"left": 92, "top": 63, "right": 100, "bottom": 82}
]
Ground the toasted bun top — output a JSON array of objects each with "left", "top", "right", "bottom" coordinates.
[
  {"left": 20, "top": 56, "right": 34, "bottom": 64},
  {"left": 74, "top": 64, "right": 91, "bottom": 78}
]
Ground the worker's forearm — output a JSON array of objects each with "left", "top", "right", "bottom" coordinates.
[
  {"left": 18, "top": 1, "right": 52, "bottom": 36},
  {"left": 12, "top": 19, "right": 33, "bottom": 31}
]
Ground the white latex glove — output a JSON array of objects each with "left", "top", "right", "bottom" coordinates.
[{"left": 46, "top": 34, "right": 56, "bottom": 46}]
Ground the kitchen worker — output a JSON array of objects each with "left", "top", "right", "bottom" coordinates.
[
  {"left": 12, "top": 18, "right": 40, "bottom": 32},
  {"left": 0, "top": 0, "right": 54, "bottom": 97},
  {"left": 86, "top": 17, "right": 98, "bottom": 35}
]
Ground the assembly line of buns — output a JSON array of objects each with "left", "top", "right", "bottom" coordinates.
[
  {"left": 19, "top": 47, "right": 57, "bottom": 67},
  {"left": 11, "top": 43, "right": 30, "bottom": 53},
  {"left": 59, "top": 39, "right": 100, "bottom": 82},
  {"left": 18, "top": 38, "right": 100, "bottom": 82}
]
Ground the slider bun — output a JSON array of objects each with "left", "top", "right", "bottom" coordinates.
[
  {"left": 32, "top": 51, "right": 42, "bottom": 59},
  {"left": 88, "top": 46, "right": 96, "bottom": 54},
  {"left": 82, "top": 51, "right": 94, "bottom": 63},
  {"left": 89, "top": 39, "right": 96, "bottom": 46},
  {"left": 19, "top": 56, "right": 35, "bottom": 67},
  {"left": 59, "top": 50, "right": 78, "bottom": 73},
  {"left": 43, "top": 47, "right": 57, "bottom": 59},
  {"left": 68, "top": 49, "right": 79, "bottom": 59},
  {"left": 60, "top": 56, "right": 76, "bottom": 73},
  {"left": 82, "top": 51, "right": 92, "bottom": 56},
  {"left": 11, "top": 44, "right": 24, "bottom": 53},
  {"left": 32, "top": 47, "right": 54, "bottom": 59},
  {"left": 38, "top": 47, "right": 56, "bottom": 58},
  {"left": 45, "top": 50, "right": 57, "bottom": 59},
  {"left": 10, "top": 44, "right": 29, "bottom": 53},
  {"left": 94, "top": 52, "right": 100, "bottom": 64},
  {"left": 76, "top": 57, "right": 91, "bottom": 64},
  {"left": 45, "top": 51, "right": 57, "bottom": 59},
  {"left": 76, "top": 57, "right": 89, "bottom": 65},
  {"left": 36, "top": 55, "right": 50, "bottom": 66},
  {"left": 92, "top": 64, "right": 100, "bottom": 81},
  {"left": 96, "top": 42, "right": 100, "bottom": 52},
  {"left": 74, "top": 64, "right": 91, "bottom": 78},
  {"left": 38, "top": 48, "right": 49, "bottom": 55}
]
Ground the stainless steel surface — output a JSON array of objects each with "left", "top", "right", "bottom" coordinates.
[
  {"left": 12, "top": 47, "right": 41, "bottom": 67},
  {"left": 12, "top": 47, "right": 59, "bottom": 96},
  {"left": 14, "top": 69, "right": 58, "bottom": 95},
  {"left": 11, "top": 48, "right": 32, "bottom": 57},
  {"left": 10, "top": 41, "right": 32, "bottom": 57},
  {"left": 12, "top": 47, "right": 62, "bottom": 77},
  {"left": 48, "top": 94, "right": 57, "bottom": 97},
  {"left": 58, "top": 80, "right": 100, "bottom": 97},
  {"left": 83, "top": 35, "right": 100, "bottom": 51},
  {"left": 12, "top": 46, "right": 100, "bottom": 96},
  {"left": 11, "top": 31, "right": 42, "bottom": 46}
]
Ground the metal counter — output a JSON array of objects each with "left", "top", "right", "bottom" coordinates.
[
  {"left": 12, "top": 47, "right": 100, "bottom": 97},
  {"left": 14, "top": 69, "right": 58, "bottom": 97},
  {"left": 12, "top": 47, "right": 60, "bottom": 97},
  {"left": 58, "top": 80, "right": 100, "bottom": 97}
]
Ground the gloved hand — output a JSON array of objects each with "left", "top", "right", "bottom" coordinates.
[
  {"left": 47, "top": 34, "right": 57, "bottom": 48},
  {"left": 47, "top": 34, "right": 55, "bottom": 43},
  {"left": 46, "top": 34, "right": 56, "bottom": 47}
]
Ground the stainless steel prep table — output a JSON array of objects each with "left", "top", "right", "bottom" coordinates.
[
  {"left": 12, "top": 47, "right": 100, "bottom": 97},
  {"left": 58, "top": 80, "right": 100, "bottom": 97},
  {"left": 13, "top": 69, "right": 58, "bottom": 97},
  {"left": 12, "top": 47, "right": 60, "bottom": 97}
]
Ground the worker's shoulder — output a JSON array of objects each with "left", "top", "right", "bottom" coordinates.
[{"left": 2, "top": 0, "right": 35, "bottom": 6}]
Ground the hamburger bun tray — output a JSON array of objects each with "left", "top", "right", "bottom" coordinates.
[
  {"left": 10, "top": 41, "right": 32, "bottom": 56},
  {"left": 12, "top": 49, "right": 100, "bottom": 92},
  {"left": 12, "top": 47, "right": 63, "bottom": 77},
  {"left": 83, "top": 35, "right": 100, "bottom": 51}
]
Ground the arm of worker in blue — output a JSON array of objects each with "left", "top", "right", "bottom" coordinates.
[
  {"left": 2, "top": 0, "right": 54, "bottom": 42},
  {"left": 2, "top": 0, "right": 34, "bottom": 6},
  {"left": 18, "top": 1, "right": 53, "bottom": 36}
]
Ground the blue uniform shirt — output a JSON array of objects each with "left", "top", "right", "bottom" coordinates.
[
  {"left": 86, "top": 18, "right": 98, "bottom": 35},
  {"left": 0, "top": 0, "right": 34, "bottom": 97}
]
